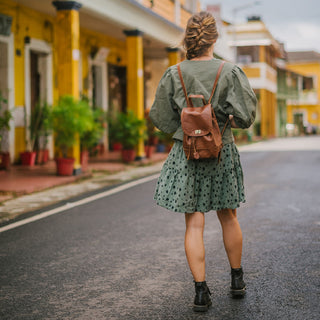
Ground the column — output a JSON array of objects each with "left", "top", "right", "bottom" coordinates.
[
  {"left": 124, "top": 29, "right": 145, "bottom": 159},
  {"left": 166, "top": 47, "right": 181, "bottom": 67},
  {"left": 260, "top": 89, "right": 268, "bottom": 138},
  {"left": 52, "top": 1, "right": 82, "bottom": 174},
  {"left": 259, "top": 45, "right": 267, "bottom": 137}
]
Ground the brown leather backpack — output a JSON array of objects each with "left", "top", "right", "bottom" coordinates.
[{"left": 177, "top": 61, "right": 228, "bottom": 161}]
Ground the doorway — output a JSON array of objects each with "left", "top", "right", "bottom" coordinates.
[
  {"left": 89, "top": 50, "right": 109, "bottom": 152},
  {"left": 25, "top": 39, "right": 53, "bottom": 157},
  {"left": 0, "top": 34, "right": 14, "bottom": 161},
  {"left": 108, "top": 64, "right": 127, "bottom": 117}
]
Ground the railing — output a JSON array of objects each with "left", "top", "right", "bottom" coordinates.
[{"left": 299, "top": 90, "right": 318, "bottom": 105}]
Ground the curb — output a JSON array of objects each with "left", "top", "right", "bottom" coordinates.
[{"left": 0, "top": 160, "right": 164, "bottom": 225}]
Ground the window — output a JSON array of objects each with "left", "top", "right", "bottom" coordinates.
[{"left": 236, "top": 46, "right": 259, "bottom": 63}]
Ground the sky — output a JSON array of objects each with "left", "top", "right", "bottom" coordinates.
[{"left": 201, "top": 0, "right": 320, "bottom": 53}]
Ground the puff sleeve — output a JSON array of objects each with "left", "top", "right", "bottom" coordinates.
[
  {"left": 225, "top": 66, "right": 257, "bottom": 129},
  {"left": 149, "top": 68, "right": 180, "bottom": 134}
]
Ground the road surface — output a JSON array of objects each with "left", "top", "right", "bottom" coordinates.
[{"left": 1, "top": 136, "right": 319, "bottom": 319}]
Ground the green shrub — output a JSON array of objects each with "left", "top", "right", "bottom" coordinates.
[{"left": 52, "top": 95, "right": 93, "bottom": 157}]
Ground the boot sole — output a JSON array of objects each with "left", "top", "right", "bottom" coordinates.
[
  {"left": 230, "top": 286, "right": 246, "bottom": 298},
  {"left": 193, "top": 300, "right": 212, "bottom": 312}
]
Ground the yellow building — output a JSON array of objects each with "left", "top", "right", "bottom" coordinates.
[
  {"left": 227, "top": 16, "right": 282, "bottom": 138},
  {"left": 286, "top": 51, "right": 320, "bottom": 134},
  {"left": 0, "top": 0, "right": 200, "bottom": 171}
]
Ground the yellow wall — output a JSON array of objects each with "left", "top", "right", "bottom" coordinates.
[
  {"left": 0, "top": 0, "right": 57, "bottom": 159},
  {"left": 242, "top": 67, "right": 260, "bottom": 78},
  {"left": 0, "top": 0, "right": 128, "bottom": 161},
  {"left": 260, "top": 89, "right": 277, "bottom": 137},
  {"left": 79, "top": 27, "right": 126, "bottom": 97}
]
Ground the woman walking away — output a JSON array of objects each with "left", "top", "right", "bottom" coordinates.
[{"left": 149, "top": 11, "right": 257, "bottom": 312}]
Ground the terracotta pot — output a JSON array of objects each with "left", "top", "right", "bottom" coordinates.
[
  {"left": 56, "top": 158, "right": 75, "bottom": 176},
  {"left": 148, "top": 136, "right": 159, "bottom": 146},
  {"left": 42, "top": 149, "right": 49, "bottom": 163},
  {"left": 36, "top": 149, "right": 49, "bottom": 164},
  {"left": 112, "top": 142, "right": 123, "bottom": 151},
  {"left": 36, "top": 150, "right": 43, "bottom": 165},
  {"left": 121, "top": 149, "right": 136, "bottom": 163},
  {"left": 0, "top": 152, "right": 10, "bottom": 170},
  {"left": 20, "top": 151, "right": 36, "bottom": 166},
  {"left": 80, "top": 150, "right": 89, "bottom": 172},
  {"left": 145, "top": 145, "right": 155, "bottom": 159}
]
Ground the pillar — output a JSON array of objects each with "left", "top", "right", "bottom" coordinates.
[
  {"left": 259, "top": 45, "right": 266, "bottom": 137},
  {"left": 52, "top": 1, "right": 82, "bottom": 174},
  {"left": 166, "top": 47, "right": 181, "bottom": 67},
  {"left": 260, "top": 89, "right": 268, "bottom": 138},
  {"left": 124, "top": 29, "right": 145, "bottom": 159}
]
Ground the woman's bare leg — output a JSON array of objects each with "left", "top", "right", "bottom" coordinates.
[
  {"left": 185, "top": 211, "right": 206, "bottom": 281},
  {"left": 217, "top": 209, "right": 243, "bottom": 269}
]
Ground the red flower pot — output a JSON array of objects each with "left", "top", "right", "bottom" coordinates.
[
  {"left": 36, "top": 150, "right": 43, "bottom": 165},
  {"left": 121, "top": 149, "right": 136, "bottom": 163},
  {"left": 112, "top": 142, "right": 123, "bottom": 151},
  {"left": 56, "top": 158, "right": 75, "bottom": 176},
  {"left": 36, "top": 149, "right": 49, "bottom": 164},
  {"left": 20, "top": 151, "right": 36, "bottom": 166},
  {"left": 145, "top": 145, "right": 155, "bottom": 159},
  {"left": 42, "top": 149, "right": 49, "bottom": 163},
  {"left": 0, "top": 152, "right": 11, "bottom": 170},
  {"left": 80, "top": 150, "right": 89, "bottom": 172}
]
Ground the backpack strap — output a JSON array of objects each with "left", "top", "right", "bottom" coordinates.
[
  {"left": 209, "top": 61, "right": 226, "bottom": 103},
  {"left": 209, "top": 61, "right": 229, "bottom": 137},
  {"left": 177, "top": 63, "right": 193, "bottom": 107},
  {"left": 178, "top": 61, "right": 229, "bottom": 135}
]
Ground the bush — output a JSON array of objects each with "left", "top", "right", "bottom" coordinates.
[
  {"left": 52, "top": 95, "right": 93, "bottom": 157},
  {"left": 109, "top": 111, "right": 146, "bottom": 150}
]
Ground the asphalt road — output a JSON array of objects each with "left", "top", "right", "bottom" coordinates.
[{"left": 1, "top": 137, "right": 319, "bottom": 320}]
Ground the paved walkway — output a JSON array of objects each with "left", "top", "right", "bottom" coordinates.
[{"left": 0, "top": 151, "right": 167, "bottom": 224}]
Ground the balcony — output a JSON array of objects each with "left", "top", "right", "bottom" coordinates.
[{"left": 299, "top": 90, "right": 318, "bottom": 105}]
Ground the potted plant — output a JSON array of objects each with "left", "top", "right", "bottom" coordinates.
[
  {"left": 80, "top": 107, "right": 105, "bottom": 171},
  {"left": 20, "top": 105, "right": 37, "bottom": 166},
  {"left": 0, "top": 91, "right": 13, "bottom": 170},
  {"left": 144, "top": 108, "right": 158, "bottom": 158},
  {"left": 52, "top": 95, "right": 93, "bottom": 176},
  {"left": 28, "top": 102, "right": 53, "bottom": 165},
  {"left": 112, "top": 111, "right": 146, "bottom": 162},
  {"left": 37, "top": 102, "right": 52, "bottom": 164},
  {"left": 154, "top": 130, "right": 173, "bottom": 153},
  {"left": 107, "top": 112, "right": 122, "bottom": 151}
]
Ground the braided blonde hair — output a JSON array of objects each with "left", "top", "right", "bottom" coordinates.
[{"left": 183, "top": 11, "right": 218, "bottom": 60}]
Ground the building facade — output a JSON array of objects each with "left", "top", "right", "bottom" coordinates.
[
  {"left": 286, "top": 51, "right": 320, "bottom": 134},
  {"left": 226, "top": 16, "right": 281, "bottom": 138},
  {"left": 0, "top": 0, "right": 201, "bottom": 169}
]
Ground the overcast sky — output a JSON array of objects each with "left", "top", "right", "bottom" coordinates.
[{"left": 201, "top": 0, "right": 320, "bottom": 53}]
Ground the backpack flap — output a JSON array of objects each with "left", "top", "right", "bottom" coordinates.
[{"left": 181, "top": 103, "right": 213, "bottom": 137}]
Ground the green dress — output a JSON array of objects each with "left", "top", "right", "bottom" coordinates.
[{"left": 149, "top": 59, "right": 257, "bottom": 213}]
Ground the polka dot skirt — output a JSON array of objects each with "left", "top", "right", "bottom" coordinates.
[{"left": 154, "top": 140, "right": 245, "bottom": 213}]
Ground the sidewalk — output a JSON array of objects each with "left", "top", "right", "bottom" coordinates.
[{"left": 0, "top": 150, "right": 167, "bottom": 224}]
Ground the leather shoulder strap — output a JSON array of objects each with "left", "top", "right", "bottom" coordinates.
[
  {"left": 209, "top": 61, "right": 226, "bottom": 103},
  {"left": 177, "top": 64, "right": 192, "bottom": 107}
]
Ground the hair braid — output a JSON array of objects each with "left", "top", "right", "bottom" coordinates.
[{"left": 183, "top": 12, "right": 219, "bottom": 60}]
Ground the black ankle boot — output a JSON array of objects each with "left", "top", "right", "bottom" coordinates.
[
  {"left": 193, "top": 281, "right": 212, "bottom": 312},
  {"left": 230, "top": 267, "right": 246, "bottom": 298}
]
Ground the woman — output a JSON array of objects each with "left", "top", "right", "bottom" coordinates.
[{"left": 149, "top": 11, "right": 256, "bottom": 312}]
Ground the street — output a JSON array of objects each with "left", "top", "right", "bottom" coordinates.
[{"left": 0, "top": 136, "right": 319, "bottom": 320}]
